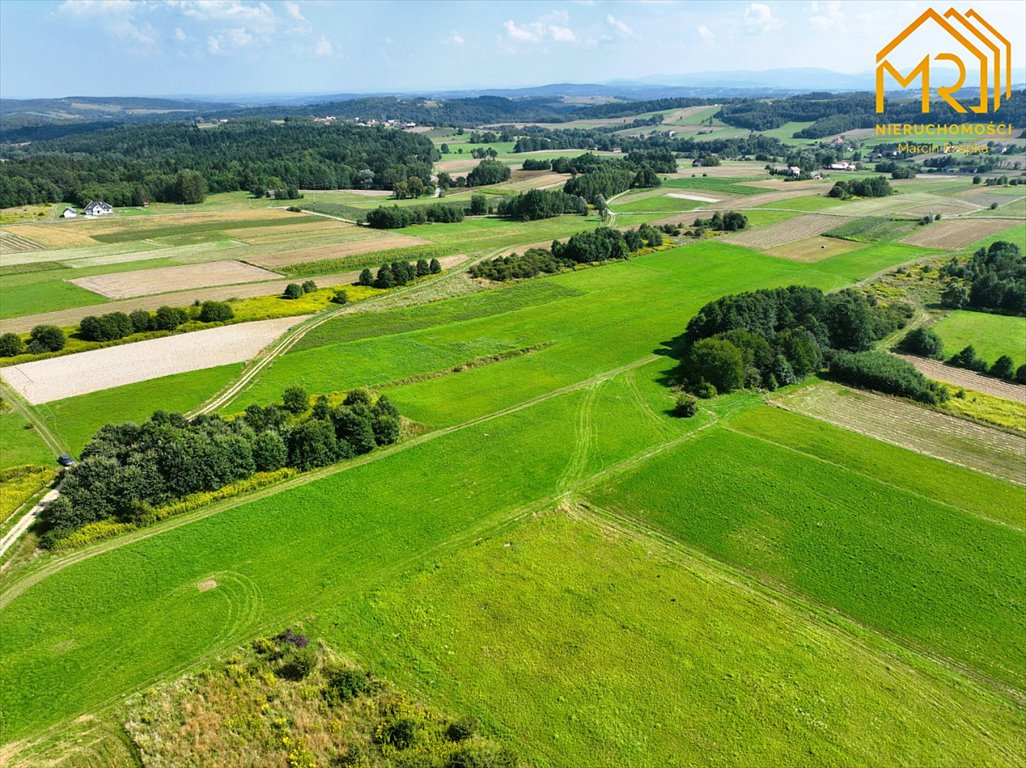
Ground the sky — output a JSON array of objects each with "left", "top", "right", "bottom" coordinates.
[{"left": 1, "top": 0, "right": 1024, "bottom": 99}]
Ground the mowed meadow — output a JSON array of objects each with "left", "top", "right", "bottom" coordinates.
[{"left": 2, "top": 236, "right": 1025, "bottom": 765}]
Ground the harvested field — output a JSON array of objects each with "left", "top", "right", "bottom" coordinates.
[
  {"left": 958, "top": 189, "right": 1025, "bottom": 207},
  {"left": 773, "top": 381, "right": 1026, "bottom": 485},
  {"left": 0, "top": 224, "right": 98, "bottom": 249},
  {"left": 0, "top": 316, "right": 309, "bottom": 404},
  {"left": 666, "top": 163, "right": 767, "bottom": 179},
  {"left": 223, "top": 219, "right": 353, "bottom": 244},
  {"left": 0, "top": 254, "right": 468, "bottom": 334},
  {"left": 901, "top": 199, "right": 979, "bottom": 217},
  {"left": 721, "top": 213, "right": 844, "bottom": 248},
  {"left": 71, "top": 260, "right": 282, "bottom": 298},
  {"left": 499, "top": 172, "right": 568, "bottom": 191},
  {"left": 246, "top": 233, "right": 432, "bottom": 269},
  {"left": 899, "top": 219, "right": 1018, "bottom": 249},
  {"left": 668, "top": 192, "right": 720, "bottom": 202},
  {"left": 763, "top": 236, "right": 863, "bottom": 263},
  {"left": 896, "top": 354, "right": 1026, "bottom": 404},
  {"left": 0, "top": 230, "right": 43, "bottom": 253}
]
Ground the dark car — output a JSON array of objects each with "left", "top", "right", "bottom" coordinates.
[{"left": 57, "top": 454, "right": 75, "bottom": 467}]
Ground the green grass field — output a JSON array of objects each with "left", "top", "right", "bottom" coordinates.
[
  {"left": 755, "top": 195, "right": 841, "bottom": 212},
  {"left": 0, "top": 409, "right": 54, "bottom": 468},
  {"left": 587, "top": 406, "right": 1026, "bottom": 690},
  {"left": 931, "top": 310, "right": 1026, "bottom": 367},
  {"left": 662, "top": 177, "right": 766, "bottom": 196},
  {"left": 3, "top": 172, "right": 1024, "bottom": 766}
]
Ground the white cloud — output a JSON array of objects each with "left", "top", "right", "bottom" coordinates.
[
  {"left": 284, "top": 1, "right": 305, "bottom": 21},
  {"left": 745, "top": 3, "right": 782, "bottom": 32},
  {"left": 446, "top": 30, "right": 465, "bottom": 46},
  {"left": 313, "top": 35, "right": 333, "bottom": 56},
  {"left": 206, "top": 34, "right": 223, "bottom": 54},
  {"left": 226, "top": 26, "right": 253, "bottom": 46},
  {"left": 606, "top": 14, "right": 637, "bottom": 38},
  {"left": 174, "top": 26, "right": 187, "bottom": 41},
  {"left": 697, "top": 24, "right": 714, "bottom": 40},
  {"left": 501, "top": 11, "right": 577, "bottom": 47},
  {"left": 57, "top": 0, "right": 135, "bottom": 16},
  {"left": 809, "top": 0, "right": 844, "bottom": 30}
]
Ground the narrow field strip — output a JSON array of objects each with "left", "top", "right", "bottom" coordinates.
[
  {"left": 721, "top": 213, "right": 844, "bottom": 248},
  {"left": 899, "top": 219, "right": 1019, "bottom": 249},
  {"left": 897, "top": 354, "right": 1026, "bottom": 404},
  {"left": 772, "top": 381, "right": 1026, "bottom": 486},
  {"left": 0, "top": 316, "right": 310, "bottom": 404},
  {"left": 70, "top": 260, "right": 282, "bottom": 299}
]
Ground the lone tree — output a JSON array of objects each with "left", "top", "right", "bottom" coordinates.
[
  {"left": 899, "top": 327, "right": 943, "bottom": 359},
  {"left": 283, "top": 283, "right": 305, "bottom": 300},
  {"left": 429, "top": 258, "right": 442, "bottom": 274},
  {"left": 282, "top": 386, "right": 309, "bottom": 414},
  {"left": 0, "top": 332, "right": 24, "bottom": 357},
  {"left": 199, "top": 301, "right": 233, "bottom": 323}
]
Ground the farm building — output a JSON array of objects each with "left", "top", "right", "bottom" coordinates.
[
  {"left": 61, "top": 207, "right": 77, "bottom": 218},
  {"left": 83, "top": 200, "right": 113, "bottom": 216}
]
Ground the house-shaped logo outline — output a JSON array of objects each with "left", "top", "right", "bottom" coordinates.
[{"left": 875, "top": 7, "right": 1007, "bottom": 114}]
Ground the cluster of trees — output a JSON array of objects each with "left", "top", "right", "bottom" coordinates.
[
  {"left": 0, "top": 120, "right": 437, "bottom": 208},
  {"left": 469, "top": 248, "right": 565, "bottom": 281},
  {"left": 900, "top": 318, "right": 1026, "bottom": 382},
  {"left": 283, "top": 281, "right": 318, "bottom": 299},
  {"left": 495, "top": 189, "right": 587, "bottom": 220},
  {"left": 40, "top": 388, "right": 402, "bottom": 545},
  {"left": 690, "top": 211, "right": 748, "bottom": 234},
  {"left": 939, "top": 241, "right": 1025, "bottom": 316},
  {"left": 365, "top": 203, "right": 465, "bottom": 229},
  {"left": 0, "top": 325, "right": 67, "bottom": 357},
  {"left": 520, "top": 158, "right": 552, "bottom": 171},
  {"left": 678, "top": 285, "right": 912, "bottom": 395},
  {"left": 76, "top": 301, "right": 233, "bottom": 344},
  {"left": 828, "top": 176, "right": 893, "bottom": 199},
  {"left": 358, "top": 258, "right": 440, "bottom": 289},
  {"left": 466, "top": 159, "right": 512, "bottom": 187}
]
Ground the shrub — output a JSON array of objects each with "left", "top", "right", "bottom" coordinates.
[
  {"left": 324, "top": 666, "right": 371, "bottom": 704},
  {"left": 154, "top": 305, "right": 187, "bottom": 331},
  {"left": 274, "top": 628, "right": 309, "bottom": 648},
  {"left": 898, "top": 327, "right": 944, "bottom": 359},
  {"left": 695, "top": 381, "right": 717, "bottom": 399},
  {"left": 332, "top": 289, "right": 348, "bottom": 305},
  {"left": 282, "top": 386, "right": 309, "bottom": 414},
  {"left": 283, "top": 283, "right": 305, "bottom": 299},
  {"left": 446, "top": 716, "right": 478, "bottom": 742},
  {"left": 277, "top": 645, "right": 317, "bottom": 681},
  {"left": 1016, "top": 364, "right": 1026, "bottom": 384},
  {"left": 302, "top": 280, "right": 318, "bottom": 294},
  {"left": 252, "top": 430, "right": 287, "bottom": 472},
  {"left": 686, "top": 338, "right": 744, "bottom": 394},
  {"left": 378, "top": 717, "right": 419, "bottom": 749},
  {"left": 129, "top": 309, "right": 153, "bottom": 333},
  {"left": 949, "top": 345, "right": 988, "bottom": 373},
  {"left": 0, "top": 332, "right": 25, "bottom": 357},
  {"left": 199, "top": 300, "right": 233, "bottom": 323},
  {"left": 28, "top": 325, "right": 65, "bottom": 353},
  {"left": 990, "top": 355, "right": 1015, "bottom": 380},
  {"left": 673, "top": 393, "right": 699, "bottom": 417}
]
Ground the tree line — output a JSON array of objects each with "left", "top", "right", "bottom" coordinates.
[
  {"left": 0, "top": 119, "right": 437, "bottom": 208},
  {"left": 828, "top": 176, "right": 893, "bottom": 199},
  {"left": 469, "top": 224, "right": 665, "bottom": 281},
  {"left": 901, "top": 326, "right": 1026, "bottom": 383},
  {"left": 358, "top": 259, "right": 441, "bottom": 289},
  {"left": 39, "top": 388, "right": 402, "bottom": 547},
  {"left": 676, "top": 285, "right": 932, "bottom": 399}
]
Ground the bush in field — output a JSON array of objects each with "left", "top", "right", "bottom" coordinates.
[
  {"left": 358, "top": 268, "right": 374, "bottom": 287},
  {"left": 28, "top": 325, "right": 65, "bottom": 353},
  {"left": 899, "top": 327, "right": 944, "bottom": 359},
  {"left": 949, "top": 345, "right": 989, "bottom": 373},
  {"left": 686, "top": 338, "right": 745, "bottom": 393},
  {"left": 378, "top": 717, "right": 419, "bottom": 749},
  {"left": 430, "top": 258, "right": 442, "bottom": 274},
  {"left": 80, "top": 312, "right": 133, "bottom": 342},
  {"left": 324, "top": 666, "right": 371, "bottom": 704},
  {"left": 154, "top": 305, "right": 187, "bottom": 331},
  {"left": 673, "top": 393, "right": 699, "bottom": 417},
  {"left": 129, "top": 310, "right": 153, "bottom": 333},
  {"left": 1016, "top": 364, "right": 1026, "bottom": 384},
  {"left": 282, "top": 386, "right": 309, "bottom": 414},
  {"left": 287, "top": 419, "right": 337, "bottom": 470},
  {"left": 199, "top": 301, "right": 233, "bottom": 323},
  {"left": 990, "top": 355, "right": 1015, "bottom": 380},
  {"left": 302, "top": 280, "right": 318, "bottom": 294},
  {"left": 277, "top": 645, "right": 317, "bottom": 681},
  {"left": 0, "top": 332, "right": 25, "bottom": 357},
  {"left": 283, "top": 283, "right": 305, "bottom": 300},
  {"left": 332, "top": 289, "right": 349, "bottom": 305}
]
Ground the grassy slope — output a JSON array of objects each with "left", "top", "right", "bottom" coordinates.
[
  {"left": 1, "top": 235, "right": 1016, "bottom": 746},
  {"left": 587, "top": 407, "right": 1026, "bottom": 691},
  {"left": 321, "top": 512, "right": 1024, "bottom": 768},
  {"left": 931, "top": 310, "right": 1026, "bottom": 367}
]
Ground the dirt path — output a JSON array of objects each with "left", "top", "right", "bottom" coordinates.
[{"left": 0, "top": 488, "right": 59, "bottom": 561}]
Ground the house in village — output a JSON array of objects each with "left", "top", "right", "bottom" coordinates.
[
  {"left": 83, "top": 200, "right": 113, "bottom": 217},
  {"left": 61, "top": 207, "right": 77, "bottom": 218}
]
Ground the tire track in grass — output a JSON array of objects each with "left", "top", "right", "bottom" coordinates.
[{"left": 557, "top": 381, "right": 600, "bottom": 493}]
